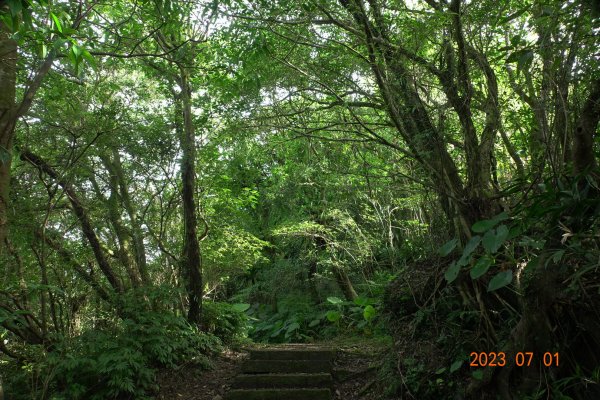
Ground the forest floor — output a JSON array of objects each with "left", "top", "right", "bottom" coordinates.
[{"left": 155, "top": 336, "right": 391, "bottom": 400}]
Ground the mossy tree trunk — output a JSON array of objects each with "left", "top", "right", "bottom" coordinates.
[
  {"left": 178, "top": 68, "right": 203, "bottom": 325},
  {"left": 0, "top": 24, "right": 17, "bottom": 252}
]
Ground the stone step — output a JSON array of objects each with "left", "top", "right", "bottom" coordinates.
[
  {"left": 232, "top": 373, "right": 333, "bottom": 389},
  {"left": 250, "top": 348, "right": 336, "bottom": 361},
  {"left": 242, "top": 359, "right": 332, "bottom": 374},
  {"left": 226, "top": 388, "right": 331, "bottom": 400}
]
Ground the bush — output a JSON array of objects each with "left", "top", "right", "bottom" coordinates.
[
  {"left": 4, "top": 309, "right": 221, "bottom": 400},
  {"left": 201, "top": 301, "right": 250, "bottom": 344}
]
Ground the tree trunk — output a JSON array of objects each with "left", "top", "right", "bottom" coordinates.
[
  {"left": 336, "top": 0, "right": 496, "bottom": 240},
  {"left": 111, "top": 149, "right": 150, "bottom": 285},
  {"left": 20, "top": 151, "right": 124, "bottom": 293},
  {"left": 178, "top": 68, "right": 203, "bottom": 325},
  {"left": 573, "top": 78, "right": 600, "bottom": 176},
  {"left": 100, "top": 153, "right": 142, "bottom": 288},
  {"left": 0, "top": 26, "right": 17, "bottom": 251},
  {"left": 334, "top": 266, "right": 358, "bottom": 302}
]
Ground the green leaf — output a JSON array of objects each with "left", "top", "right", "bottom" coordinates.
[
  {"left": 470, "top": 256, "right": 493, "bottom": 279},
  {"left": 439, "top": 238, "right": 458, "bottom": 256},
  {"left": 270, "top": 328, "right": 283, "bottom": 338},
  {"left": 493, "top": 212, "right": 509, "bottom": 222},
  {"left": 38, "top": 43, "right": 47, "bottom": 58},
  {"left": 308, "top": 319, "right": 321, "bottom": 327},
  {"left": 326, "top": 310, "right": 341, "bottom": 322},
  {"left": 450, "top": 359, "right": 463, "bottom": 373},
  {"left": 363, "top": 305, "right": 376, "bottom": 322},
  {"left": 50, "top": 12, "right": 62, "bottom": 33},
  {"left": 327, "top": 296, "right": 343, "bottom": 305},
  {"left": 52, "top": 38, "right": 68, "bottom": 51},
  {"left": 456, "top": 253, "right": 471, "bottom": 267},
  {"left": 487, "top": 270, "right": 513, "bottom": 292},
  {"left": 286, "top": 322, "right": 300, "bottom": 333},
  {"left": 472, "top": 219, "right": 497, "bottom": 233},
  {"left": 353, "top": 296, "right": 369, "bottom": 306},
  {"left": 496, "top": 224, "right": 509, "bottom": 245},
  {"left": 482, "top": 224, "right": 509, "bottom": 253},
  {"left": 71, "top": 43, "right": 82, "bottom": 59},
  {"left": 8, "top": 0, "right": 23, "bottom": 17},
  {"left": 463, "top": 235, "right": 481, "bottom": 256},
  {"left": 551, "top": 250, "right": 565, "bottom": 263},
  {"left": 0, "top": 14, "right": 14, "bottom": 32},
  {"left": 231, "top": 303, "right": 250, "bottom": 312},
  {"left": 445, "top": 261, "right": 460, "bottom": 283}
]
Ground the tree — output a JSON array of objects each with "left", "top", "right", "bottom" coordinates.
[
  {"left": 227, "top": 0, "right": 598, "bottom": 239},
  {"left": 0, "top": 0, "right": 97, "bottom": 250}
]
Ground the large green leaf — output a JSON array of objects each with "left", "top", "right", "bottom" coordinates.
[
  {"left": 286, "top": 322, "right": 300, "bottom": 334},
  {"left": 472, "top": 219, "right": 497, "bottom": 233},
  {"left": 450, "top": 359, "right": 463, "bottom": 373},
  {"left": 353, "top": 296, "right": 369, "bottom": 306},
  {"left": 439, "top": 238, "right": 458, "bottom": 256},
  {"left": 487, "top": 271, "right": 513, "bottom": 292},
  {"left": 470, "top": 256, "right": 493, "bottom": 279},
  {"left": 445, "top": 261, "right": 460, "bottom": 283},
  {"left": 308, "top": 319, "right": 321, "bottom": 327},
  {"left": 472, "top": 212, "right": 508, "bottom": 233},
  {"left": 326, "top": 310, "right": 341, "bottom": 322},
  {"left": 463, "top": 235, "right": 481, "bottom": 256},
  {"left": 8, "top": 0, "right": 23, "bottom": 17},
  {"left": 232, "top": 303, "right": 250, "bottom": 312},
  {"left": 363, "top": 305, "right": 376, "bottom": 322},
  {"left": 327, "top": 296, "right": 343, "bottom": 305},
  {"left": 495, "top": 225, "right": 509, "bottom": 249},
  {"left": 482, "top": 224, "right": 508, "bottom": 253}
]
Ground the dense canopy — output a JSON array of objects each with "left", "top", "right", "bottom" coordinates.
[{"left": 0, "top": 0, "right": 599, "bottom": 399}]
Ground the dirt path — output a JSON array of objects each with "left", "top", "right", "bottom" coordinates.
[{"left": 156, "top": 349, "right": 248, "bottom": 400}]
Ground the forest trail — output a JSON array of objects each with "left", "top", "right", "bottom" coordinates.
[
  {"left": 226, "top": 345, "right": 336, "bottom": 400},
  {"left": 155, "top": 340, "right": 384, "bottom": 400}
]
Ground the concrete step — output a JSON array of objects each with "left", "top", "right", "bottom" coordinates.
[
  {"left": 226, "top": 388, "right": 331, "bottom": 400},
  {"left": 241, "top": 359, "right": 332, "bottom": 374},
  {"left": 250, "top": 348, "right": 336, "bottom": 361},
  {"left": 232, "top": 373, "right": 333, "bottom": 389}
]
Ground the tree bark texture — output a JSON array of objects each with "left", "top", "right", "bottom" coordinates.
[
  {"left": 0, "top": 26, "right": 17, "bottom": 251},
  {"left": 573, "top": 78, "right": 600, "bottom": 176},
  {"left": 178, "top": 69, "right": 203, "bottom": 325}
]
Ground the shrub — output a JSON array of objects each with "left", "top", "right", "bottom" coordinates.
[
  {"left": 4, "top": 309, "right": 221, "bottom": 400},
  {"left": 201, "top": 301, "right": 250, "bottom": 344}
]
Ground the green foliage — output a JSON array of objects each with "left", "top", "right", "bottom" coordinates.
[
  {"left": 66, "top": 312, "right": 216, "bottom": 399},
  {"left": 201, "top": 301, "right": 250, "bottom": 344},
  {"left": 438, "top": 238, "right": 458, "bottom": 256},
  {"left": 3, "top": 1, "right": 599, "bottom": 399},
  {"left": 248, "top": 294, "right": 319, "bottom": 343},
  {"left": 320, "top": 296, "right": 382, "bottom": 335},
  {"left": 4, "top": 294, "right": 221, "bottom": 400}
]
